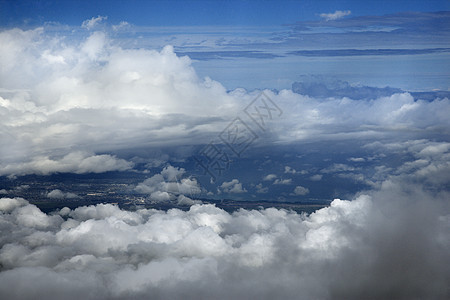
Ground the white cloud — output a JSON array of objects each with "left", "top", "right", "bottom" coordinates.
[
  {"left": 135, "top": 165, "right": 202, "bottom": 203},
  {"left": 284, "top": 166, "right": 297, "bottom": 174},
  {"left": 263, "top": 174, "right": 277, "bottom": 181},
  {"left": 309, "top": 174, "right": 323, "bottom": 181},
  {"left": 0, "top": 180, "right": 448, "bottom": 299},
  {"left": 292, "top": 185, "right": 309, "bottom": 195},
  {"left": 0, "top": 27, "right": 242, "bottom": 177},
  {"left": 177, "top": 194, "right": 202, "bottom": 206},
  {"left": 47, "top": 189, "right": 79, "bottom": 200},
  {"left": 219, "top": 179, "right": 247, "bottom": 193},
  {"left": 273, "top": 178, "right": 292, "bottom": 185},
  {"left": 255, "top": 183, "right": 268, "bottom": 194},
  {"left": 0, "top": 26, "right": 450, "bottom": 178},
  {"left": 112, "top": 21, "right": 130, "bottom": 31},
  {"left": 0, "top": 152, "right": 133, "bottom": 177},
  {"left": 321, "top": 163, "right": 356, "bottom": 174},
  {"left": 320, "top": 10, "right": 351, "bottom": 21},
  {"left": 81, "top": 16, "right": 107, "bottom": 30}
]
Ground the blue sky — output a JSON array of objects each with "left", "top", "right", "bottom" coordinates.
[{"left": 1, "top": 0, "right": 449, "bottom": 27}]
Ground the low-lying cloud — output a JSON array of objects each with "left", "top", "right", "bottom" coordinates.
[{"left": 0, "top": 176, "right": 448, "bottom": 299}]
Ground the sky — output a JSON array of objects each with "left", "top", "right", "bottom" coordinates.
[
  {"left": 0, "top": 1, "right": 450, "bottom": 299},
  {"left": 1, "top": 0, "right": 449, "bottom": 26}
]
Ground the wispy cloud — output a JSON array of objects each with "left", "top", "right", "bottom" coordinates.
[
  {"left": 320, "top": 10, "right": 351, "bottom": 21},
  {"left": 81, "top": 15, "right": 107, "bottom": 30}
]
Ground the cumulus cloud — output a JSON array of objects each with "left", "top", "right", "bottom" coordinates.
[
  {"left": 1, "top": 25, "right": 450, "bottom": 178},
  {"left": 273, "top": 178, "right": 292, "bottom": 185},
  {"left": 348, "top": 157, "right": 365, "bottom": 162},
  {"left": 219, "top": 179, "right": 247, "bottom": 193},
  {"left": 320, "top": 10, "right": 351, "bottom": 21},
  {"left": 292, "top": 185, "right": 309, "bottom": 196},
  {"left": 263, "top": 174, "right": 277, "bottom": 181},
  {"left": 134, "top": 165, "right": 202, "bottom": 203},
  {"left": 284, "top": 165, "right": 298, "bottom": 174},
  {"left": 0, "top": 27, "right": 239, "bottom": 177},
  {"left": 309, "top": 174, "right": 323, "bottom": 181},
  {"left": 0, "top": 179, "right": 448, "bottom": 299},
  {"left": 47, "top": 189, "right": 79, "bottom": 200}
]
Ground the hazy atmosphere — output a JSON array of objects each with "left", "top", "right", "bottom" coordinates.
[{"left": 1, "top": 1, "right": 449, "bottom": 299}]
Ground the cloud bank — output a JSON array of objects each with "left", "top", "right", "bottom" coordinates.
[
  {"left": 1, "top": 25, "right": 450, "bottom": 177},
  {"left": 0, "top": 176, "right": 448, "bottom": 299},
  {"left": 0, "top": 27, "right": 240, "bottom": 177}
]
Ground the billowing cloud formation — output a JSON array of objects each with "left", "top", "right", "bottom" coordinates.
[
  {"left": 320, "top": 10, "right": 351, "bottom": 21},
  {"left": 0, "top": 27, "right": 238, "bottom": 177},
  {"left": 1, "top": 25, "right": 450, "bottom": 177},
  {"left": 135, "top": 165, "right": 202, "bottom": 203},
  {"left": 272, "top": 91, "right": 450, "bottom": 144},
  {"left": 0, "top": 177, "right": 448, "bottom": 299},
  {"left": 219, "top": 179, "right": 247, "bottom": 193}
]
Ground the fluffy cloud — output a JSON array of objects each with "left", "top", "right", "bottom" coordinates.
[
  {"left": 292, "top": 185, "right": 309, "bottom": 196},
  {"left": 219, "top": 179, "right": 247, "bottom": 193},
  {"left": 135, "top": 165, "right": 202, "bottom": 203},
  {"left": 272, "top": 90, "right": 450, "bottom": 146},
  {"left": 263, "top": 174, "right": 277, "bottom": 181},
  {"left": 285, "top": 166, "right": 308, "bottom": 175},
  {"left": 0, "top": 27, "right": 239, "bottom": 177},
  {"left": 47, "top": 189, "right": 79, "bottom": 200},
  {"left": 309, "top": 174, "right": 323, "bottom": 181},
  {"left": 1, "top": 25, "right": 450, "bottom": 178},
  {"left": 0, "top": 178, "right": 448, "bottom": 299}
]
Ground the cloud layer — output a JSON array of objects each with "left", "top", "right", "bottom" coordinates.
[
  {"left": 0, "top": 176, "right": 449, "bottom": 299},
  {"left": 1, "top": 26, "right": 450, "bottom": 177}
]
